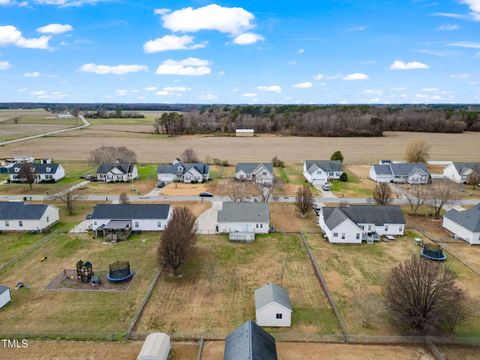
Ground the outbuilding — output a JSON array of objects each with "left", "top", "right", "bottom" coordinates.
[
  {"left": 137, "top": 333, "right": 170, "bottom": 360},
  {"left": 255, "top": 283, "right": 292, "bottom": 327},
  {"left": 0, "top": 285, "right": 11, "bottom": 309},
  {"left": 236, "top": 129, "right": 254, "bottom": 137},
  {"left": 224, "top": 320, "right": 277, "bottom": 360}
]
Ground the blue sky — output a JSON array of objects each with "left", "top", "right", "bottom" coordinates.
[{"left": 0, "top": 0, "right": 480, "bottom": 104}]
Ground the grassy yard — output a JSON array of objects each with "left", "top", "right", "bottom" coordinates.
[
  {"left": 137, "top": 233, "right": 340, "bottom": 337},
  {"left": 329, "top": 171, "right": 373, "bottom": 197},
  {"left": 273, "top": 163, "right": 319, "bottom": 196},
  {"left": 270, "top": 203, "right": 319, "bottom": 233}
]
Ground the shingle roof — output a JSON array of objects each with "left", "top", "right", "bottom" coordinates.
[
  {"left": 96, "top": 163, "right": 135, "bottom": 175},
  {"left": 305, "top": 160, "right": 343, "bottom": 174},
  {"left": 322, "top": 205, "right": 405, "bottom": 230},
  {"left": 373, "top": 164, "right": 392, "bottom": 176},
  {"left": 8, "top": 163, "right": 60, "bottom": 175},
  {"left": 157, "top": 162, "right": 209, "bottom": 175},
  {"left": 255, "top": 283, "right": 292, "bottom": 311},
  {"left": 236, "top": 163, "right": 273, "bottom": 174},
  {"left": 0, "top": 202, "right": 49, "bottom": 220},
  {"left": 451, "top": 162, "right": 480, "bottom": 176},
  {"left": 389, "top": 163, "right": 429, "bottom": 177},
  {"left": 0, "top": 285, "right": 10, "bottom": 295},
  {"left": 103, "top": 220, "right": 132, "bottom": 230},
  {"left": 445, "top": 204, "right": 480, "bottom": 232},
  {"left": 90, "top": 204, "right": 171, "bottom": 220},
  {"left": 217, "top": 202, "right": 270, "bottom": 223},
  {"left": 224, "top": 320, "right": 278, "bottom": 360}
]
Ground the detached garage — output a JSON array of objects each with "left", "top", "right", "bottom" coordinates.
[
  {"left": 137, "top": 333, "right": 170, "bottom": 360},
  {"left": 0, "top": 285, "right": 11, "bottom": 309}
]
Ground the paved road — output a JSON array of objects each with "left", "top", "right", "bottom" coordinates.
[{"left": 0, "top": 115, "right": 90, "bottom": 146}]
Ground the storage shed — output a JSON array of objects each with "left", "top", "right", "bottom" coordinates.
[
  {"left": 236, "top": 129, "right": 254, "bottom": 137},
  {"left": 137, "top": 333, "right": 170, "bottom": 360},
  {"left": 0, "top": 285, "right": 11, "bottom": 309},
  {"left": 255, "top": 283, "right": 292, "bottom": 327},
  {"left": 224, "top": 320, "right": 277, "bottom": 360}
]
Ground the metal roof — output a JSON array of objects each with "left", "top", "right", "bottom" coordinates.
[
  {"left": 224, "top": 320, "right": 278, "bottom": 360},
  {"left": 90, "top": 204, "right": 171, "bottom": 220},
  {"left": 217, "top": 202, "right": 270, "bottom": 223},
  {"left": 255, "top": 283, "right": 292, "bottom": 311},
  {"left": 96, "top": 163, "right": 135, "bottom": 175},
  {"left": 235, "top": 163, "right": 273, "bottom": 174},
  {"left": 0, "top": 202, "right": 50, "bottom": 220},
  {"left": 0, "top": 285, "right": 10, "bottom": 295},
  {"left": 322, "top": 205, "right": 406, "bottom": 230},
  {"left": 305, "top": 160, "right": 343, "bottom": 174},
  {"left": 445, "top": 204, "right": 480, "bottom": 232},
  {"left": 157, "top": 162, "right": 209, "bottom": 175},
  {"left": 103, "top": 220, "right": 132, "bottom": 230}
]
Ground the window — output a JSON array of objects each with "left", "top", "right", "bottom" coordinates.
[
  {"left": 19, "top": 220, "right": 23, "bottom": 227},
  {"left": 399, "top": 225, "right": 403, "bottom": 232},
  {"left": 5, "top": 220, "right": 9, "bottom": 227},
  {"left": 256, "top": 224, "right": 259, "bottom": 229},
  {"left": 276, "top": 313, "right": 283, "bottom": 319},
  {"left": 135, "top": 222, "right": 139, "bottom": 228},
  {"left": 341, "top": 233, "right": 345, "bottom": 240},
  {"left": 384, "top": 225, "right": 389, "bottom": 232},
  {"left": 157, "top": 221, "right": 162, "bottom": 228},
  {"left": 46, "top": 217, "right": 49, "bottom": 223},
  {"left": 94, "top": 221, "right": 97, "bottom": 226},
  {"left": 333, "top": 232, "right": 338, "bottom": 237},
  {"left": 356, "top": 233, "right": 360, "bottom": 240}
]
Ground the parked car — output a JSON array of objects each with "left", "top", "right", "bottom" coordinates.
[
  {"left": 157, "top": 181, "right": 166, "bottom": 188},
  {"left": 81, "top": 174, "right": 94, "bottom": 180},
  {"left": 322, "top": 183, "right": 331, "bottom": 191},
  {"left": 199, "top": 192, "right": 213, "bottom": 198}
]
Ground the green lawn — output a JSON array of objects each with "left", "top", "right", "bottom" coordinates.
[
  {"left": 137, "top": 164, "right": 158, "bottom": 179},
  {"left": 330, "top": 172, "right": 373, "bottom": 197}
]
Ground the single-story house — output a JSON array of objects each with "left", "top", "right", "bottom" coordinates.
[
  {"left": 88, "top": 204, "right": 172, "bottom": 235},
  {"left": 235, "top": 163, "right": 274, "bottom": 185},
  {"left": 0, "top": 285, "right": 11, "bottom": 309},
  {"left": 236, "top": 128, "right": 254, "bottom": 137},
  {"left": 443, "top": 162, "right": 480, "bottom": 184},
  {"left": 0, "top": 202, "right": 59, "bottom": 232},
  {"left": 96, "top": 163, "right": 138, "bottom": 183},
  {"left": 8, "top": 163, "right": 65, "bottom": 183},
  {"left": 216, "top": 202, "right": 270, "bottom": 241},
  {"left": 369, "top": 162, "right": 430, "bottom": 184},
  {"left": 443, "top": 204, "right": 480, "bottom": 245},
  {"left": 136, "top": 333, "right": 170, "bottom": 360},
  {"left": 303, "top": 160, "right": 344, "bottom": 185},
  {"left": 157, "top": 162, "right": 209, "bottom": 183},
  {"left": 319, "top": 205, "right": 406, "bottom": 244},
  {"left": 224, "top": 320, "right": 278, "bottom": 360},
  {"left": 255, "top": 283, "right": 292, "bottom": 327}
]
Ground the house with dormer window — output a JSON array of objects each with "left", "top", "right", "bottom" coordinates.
[
  {"left": 157, "top": 161, "right": 209, "bottom": 183},
  {"left": 8, "top": 163, "right": 65, "bottom": 183},
  {"left": 96, "top": 163, "right": 138, "bottom": 183}
]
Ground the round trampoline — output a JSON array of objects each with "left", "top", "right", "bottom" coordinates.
[
  {"left": 421, "top": 244, "right": 447, "bottom": 261},
  {"left": 107, "top": 261, "right": 133, "bottom": 282}
]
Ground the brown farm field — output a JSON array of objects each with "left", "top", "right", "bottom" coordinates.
[{"left": 2, "top": 131, "right": 480, "bottom": 163}]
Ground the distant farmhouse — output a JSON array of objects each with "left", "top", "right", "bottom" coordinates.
[
  {"left": 236, "top": 128, "right": 254, "bottom": 137},
  {"left": 0, "top": 202, "right": 59, "bottom": 232},
  {"left": 443, "top": 162, "right": 480, "bottom": 184},
  {"left": 157, "top": 160, "right": 209, "bottom": 184},
  {"left": 319, "top": 205, "right": 406, "bottom": 244},
  {"left": 255, "top": 283, "right": 292, "bottom": 327},
  {"left": 96, "top": 163, "right": 138, "bottom": 183},
  {"left": 8, "top": 162, "right": 65, "bottom": 183},
  {"left": 443, "top": 204, "right": 480, "bottom": 245},
  {"left": 303, "top": 160, "right": 344, "bottom": 185},
  {"left": 235, "top": 163, "right": 274, "bottom": 185},
  {"left": 369, "top": 162, "right": 430, "bottom": 184}
]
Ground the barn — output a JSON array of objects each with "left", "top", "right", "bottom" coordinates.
[{"left": 236, "top": 129, "right": 254, "bottom": 137}]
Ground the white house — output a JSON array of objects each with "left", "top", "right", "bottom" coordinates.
[
  {"left": 0, "top": 202, "right": 59, "bottom": 232},
  {"left": 96, "top": 163, "right": 138, "bottom": 183},
  {"left": 8, "top": 163, "right": 65, "bottom": 183},
  {"left": 216, "top": 202, "right": 270, "bottom": 241},
  {"left": 235, "top": 163, "right": 274, "bottom": 185},
  {"left": 303, "top": 160, "right": 344, "bottom": 185},
  {"left": 88, "top": 204, "right": 172, "bottom": 233},
  {"left": 137, "top": 333, "right": 170, "bottom": 360},
  {"left": 443, "top": 162, "right": 480, "bottom": 184},
  {"left": 319, "top": 205, "right": 406, "bottom": 244},
  {"left": 157, "top": 162, "right": 209, "bottom": 183},
  {"left": 255, "top": 283, "right": 292, "bottom": 327},
  {"left": 443, "top": 204, "right": 480, "bottom": 245},
  {"left": 369, "top": 162, "right": 430, "bottom": 184},
  {"left": 0, "top": 286, "right": 11, "bottom": 309}
]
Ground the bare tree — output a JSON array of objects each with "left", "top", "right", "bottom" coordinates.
[
  {"left": 228, "top": 182, "right": 248, "bottom": 202},
  {"left": 353, "top": 291, "right": 383, "bottom": 329},
  {"left": 278, "top": 254, "right": 289, "bottom": 287},
  {"left": 159, "top": 207, "right": 197, "bottom": 276},
  {"left": 51, "top": 189, "right": 85, "bottom": 215},
  {"left": 372, "top": 183, "right": 393, "bottom": 205},
  {"left": 90, "top": 146, "right": 137, "bottom": 164},
  {"left": 18, "top": 164, "right": 36, "bottom": 190},
  {"left": 405, "top": 140, "right": 430, "bottom": 163},
  {"left": 181, "top": 148, "right": 198, "bottom": 163},
  {"left": 256, "top": 183, "right": 272, "bottom": 202},
  {"left": 384, "top": 255, "right": 467, "bottom": 335},
  {"left": 426, "top": 181, "right": 461, "bottom": 218},
  {"left": 203, "top": 256, "right": 217, "bottom": 294},
  {"left": 404, "top": 186, "right": 427, "bottom": 215},
  {"left": 466, "top": 166, "right": 480, "bottom": 188},
  {"left": 119, "top": 192, "right": 130, "bottom": 205},
  {"left": 295, "top": 185, "right": 313, "bottom": 217}
]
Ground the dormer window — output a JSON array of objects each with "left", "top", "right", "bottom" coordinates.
[
  {"left": 46, "top": 167, "right": 51, "bottom": 172},
  {"left": 178, "top": 165, "right": 184, "bottom": 173}
]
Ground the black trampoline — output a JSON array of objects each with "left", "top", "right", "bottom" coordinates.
[
  {"left": 107, "top": 261, "right": 133, "bottom": 282},
  {"left": 421, "top": 244, "right": 447, "bottom": 261}
]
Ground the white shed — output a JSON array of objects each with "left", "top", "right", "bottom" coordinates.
[
  {"left": 0, "top": 285, "right": 11, "bottom": 309},
  {"left": 236, "top": 128, "right": 254, "bottom": 137},
  {"left": 137, "top": 333, "right": 170, "bottom": 360},
  {"left": 255, "top": 283, "right": 292, "bottom": 327}
]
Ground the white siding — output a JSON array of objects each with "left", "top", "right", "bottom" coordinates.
[
  {"left": 256, "top": 302, "right": 291, "bottom": 327},
  {"left": 217, "top": 221, "right": 269, "bottom": 234},
  {"left": 369, "top": 167, "right": 391, "bottom": 183},
  {"left": 90, "top": 208, "right": 172, "bottom": 232},
  {"left": 0, "top": 205, "right": 59, "bottom": 232},
  {"left": 443, "top": 217, "right": 480, "bottom": 245},
  {"left": 157, "top": 174, "right": 177, "bottom": 183},
  {"left": 0, "top": 289, "right": 11, "bottom": 309},
  {"left": 443, "top": 164, "right": 463, "bottom": 183}
]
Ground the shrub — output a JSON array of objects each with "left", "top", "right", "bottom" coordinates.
[{"left": 339, "top": 172, "right": 348, "bottom": 182}]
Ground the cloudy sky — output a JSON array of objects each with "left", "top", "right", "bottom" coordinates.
[{"left": 1, "top": 0, "right": 480, "bottom": 104}]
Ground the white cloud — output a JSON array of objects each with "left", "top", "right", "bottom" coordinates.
[
  {"left": 347, "top": 25, "right": 366, "bottom": 32},
  {"left": 31, "top": 89, "right": 66, "bottom": 99},
  {"left": 449, "top": 41, "right": 480, "bottom": 48},
  {"left": 24, "top": 71, "right": 40, "bottom": 77},
  {"left": 154, "top": 8, "right": 170, "bottom": 15},
  {"left": 421, "top": 88, "right": 440, "bottom": 92},
  {"left": 437, "top": 24, "right": 459, "bottom": 30},
  {"left": 156, "top": 86, "right": 189, "bottom": 96},
  {"left": 298, "top": 48, "right": 304, "bottom": 54},
  {"left": 389, "top": 60, "right": 429, "bottom": 70},
  {"left": 342, "top": 73, "right": 369, "bottom": 80},
  {"left": 79, "top": 63, "right": 148, "bottom": 75},
  {"left": 461, "top": 0, "right": 480, "bottom": 19},
  {"left": 0, "top": 60, "right": 10, "bottom": 70},
  {"left": 450, "top": 73, "right": 472, "bottom": 80},
  {"left": 233, "top": 32, "right": 264, "bottom": 45},
  {"left": 199, "top": 94, "right": 219, "bottom": 101},
  {"left": 143, "top": 35, "right": 206, "bottom": 53},
  {"left": 293, "top": 81, "right": 313, "bottom": 88},
  {"left": 155, "top": 57, "right": 211, "bottom": 76},
  {"left": 257, "top": 85, "right": 282, "bottom": 93},
  {"left": 0, "top": 0, "right": 12, "bottom": 5},
  {"left": 313, "top": 73, "right": 341, "bottom": 81},
  {"left": 33, "top": 0, "right": 107, "bottom": 7},
  {"left": 431, "top": 12, "right": 468, "bottom": 19},
  {"left": 37, "top": 24, "right": 73, "bottom": 34},
  {"left": 0, "top": 25, "right": 50, "bottom": 49},
  {"left": 144, "top": 86, "right": 157, "bottom": 91},
  {"left": 362, "top": 89, "right": 383, "bottom": 96},
  {"left": 116, "top": 89, "right": 128, "bottom": 96},
  {"left": 242, "top": 92, "right": 257, "bottom": 97}
]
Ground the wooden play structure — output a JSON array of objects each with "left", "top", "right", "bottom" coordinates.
[{"left": 76, "top": 260, "right": 94, "bottom": 282}]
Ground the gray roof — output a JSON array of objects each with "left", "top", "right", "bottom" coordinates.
[
  {"left": 255, "top": 283, "right": 292, "bottom": 311},
  {"left": 322, "top": 205, "right": 406, "bottom": 230},
  {"left": 390, "top": 163, "right": 429, "bottom": 177},
  {"left": 90, "top": 204, "right": 171, "bottom": 220},
  {"left": 157, "top": 162, "right": 209, "bottom": 175},
  {"left": 103, "top": 220, "right": 132, "bottom": 230},
  {"left": 224, "top": 320, "right": 277, "bottom": 360},
  {"left": 373, "top": 164, "right": 392, "bottom": 176},
  {"left": 445, "top": 204, "right": 480, "bottom": 232},
  {"left": 217, "top": 202, "right": 270, "bottom": 223},
  {"left": 235, "top": 163, "right": 273, "bottom": 174},
  {"left": 96, "top": 163, "right": 135, "bottom": 175},
  {"left": 451, "top": 162, "right": 480, "bottom": 176},
  {"left": 8, "top": 163, "right": 60, "bottom": 175},
  {"left": 0, "top": 285, "right": 10, "bottom": 295},
  {"left": 305, "top": 160, "right": 343, "bottom": 174},
  {"left": 0, "top": 202, "right": 49, "bottom": 220}
]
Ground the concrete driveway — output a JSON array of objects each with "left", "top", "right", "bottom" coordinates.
[
  {"left": 313, "top": 183, "right": 337, "bottom": 198},
  {"left": 196, "top": 201, "right": 222, "bottom": 234}
]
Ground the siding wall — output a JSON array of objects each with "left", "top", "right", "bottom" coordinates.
[
  {"left": 443, "top": 217, "right": 480, "bottom": 245},
  {"left": 256, "top": 302, "right": 291, "bottom": 327}
]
